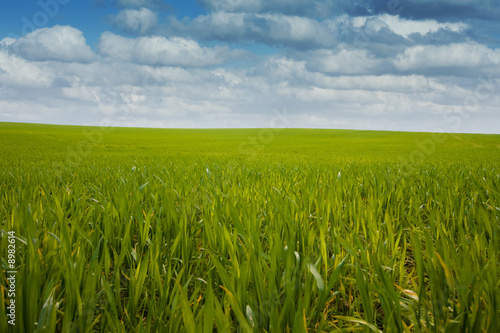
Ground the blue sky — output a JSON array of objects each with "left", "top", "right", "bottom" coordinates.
[
  {"left": 0, "top": 1, "right": 205, "bottom": 47},
  {"left": 0, "top": 0, "right": 499, "bottom": 133}
]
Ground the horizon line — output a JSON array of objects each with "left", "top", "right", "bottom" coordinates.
[{"left": 1, "top": 121, "right": 499, "bottom": 136}]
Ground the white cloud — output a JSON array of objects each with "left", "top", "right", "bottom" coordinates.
[
  {"left": 113, "top": 7, "right": 158, "bottom": 34},
  {"left": 385, "top": 16, "right": 467, "bottom": 37},
  {"left": 7, "top": 25, "right": 94, "bottom": 63},
  {"left": 263, "top": 14, "right": 335, "bottom": 44},
  {"left": 0, "top": 38, "right": 16, "bottom": 47},
  {"left": 251, "top": 56, "right": 307, "bottom": 81},
  {"left": 169, "top": 12, "right": 337, "bottom": 48},
  {"left": 0, "top": 49, "right": 54, "bottom": 88},
  {"left": 394, "top": 43, "right": 500, "bottom": 71},
  {"left": 199, "top": 0, "right": 337, "bottom": 18},
  {"left": 97, "top": 32, "right": 245, "bottom": 67},
  {"left": 354, "top": 14, "right": 469, "bottom": 38},
  {"left": 306, "top": 73, "right": 446, "bottom": 94},
  {"left": 299, "top": 48, "right": 383, "bottom": 75},
  {"left": 0, "top": 42, "right": 498, "bottom": 132},
  {"left": 1, "top": 21, "right": 499, "bottom": 133},
  {"left": 168, "top": 11, "right": 471, "bottom": 50}
]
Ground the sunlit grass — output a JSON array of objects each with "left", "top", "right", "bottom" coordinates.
[{"left": 0, "top": 123, "right": 499, "bottom": 332}]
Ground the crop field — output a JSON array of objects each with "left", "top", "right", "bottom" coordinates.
[{"left": 0, "top": 122, "right": 499, "bottom": 332}]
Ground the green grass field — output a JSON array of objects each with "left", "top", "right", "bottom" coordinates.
[{"left": 1, "top": 122, "right": 499, "bottom": 332}]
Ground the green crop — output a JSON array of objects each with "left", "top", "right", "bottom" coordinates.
[{"left": 0, "top": 122, "right": 499, "bottom": 332}]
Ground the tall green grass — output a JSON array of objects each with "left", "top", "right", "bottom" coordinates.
[{"left": 1, "top": 123, "right": 499, "bottom": 332}]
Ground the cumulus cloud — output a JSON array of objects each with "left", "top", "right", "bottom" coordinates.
[
  {"left": 199, "top": 0, "right": 500, "bottom": 22},
  {"left": 354, "top": 14, "right": 469, "bottom": 38},
  {"left": 299, "top": 48, "right": 385, "bottom": 75},
  {"left": 97, "top": 32, "right": 245, "bottom": 67},
  {"left": 0, "top": 38, "right": 16, "bottom": 47},
  {"left": 199, "top": 0, "right": 342, "bottom": 18},
  {"left": 349, "top": 0, "right": 500, "bottom": 21},
  {"left": 166, "top": 11, "right": 475, "bottom": 51},
  {"left": 167, "top": 12, "right": 338, "bottom": 49},
  {"left": 198, "top": 0, "right": 500, "bottom": 25},
  {"left": 394, "top": 43, "right": 500, "bottom": 74},
  {"left": 288, "top": 41, "right": 500, "bottom": 78},
  {"left": 414, "top": 0, "right": 500, "bottom": 20},
  {"left": 0, "top": 49, "right": 55, "bottom": 88},
  {"left": 1, "top": 38, "right": 499, "bottom": 133},
  {"left": 7, "top": 25, "right": 94, "bottom": 63},
  {"left": 113, "top": 7, "right": 158, "bottom": 34}
]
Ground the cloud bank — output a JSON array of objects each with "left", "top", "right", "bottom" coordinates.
[{"left": 0, "top": 0, "right": 499, "bottom": 133}]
